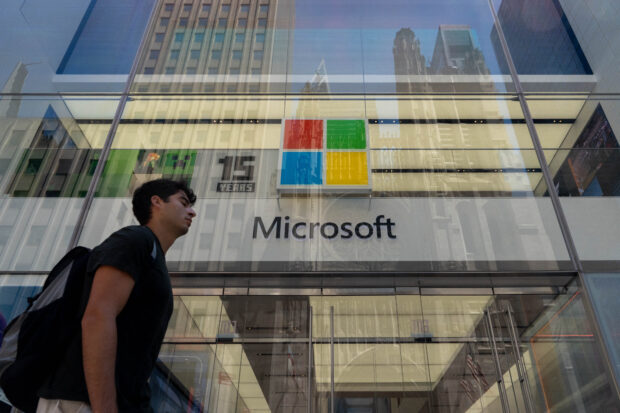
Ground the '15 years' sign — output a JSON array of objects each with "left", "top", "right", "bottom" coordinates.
[{"left": 216, "top": 155, "right": 256, "bottom": 192}]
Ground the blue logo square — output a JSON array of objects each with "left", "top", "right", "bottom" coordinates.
[{"left": 280, "top": 152, "right": 322, "bottom": 185}]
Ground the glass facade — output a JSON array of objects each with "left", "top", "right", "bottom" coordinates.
[{"left": 1, "top": 0, "right": 619, "bottom": 411}]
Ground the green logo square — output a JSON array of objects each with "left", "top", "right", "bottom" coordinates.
[{"left": 326, "top": 120, "right": 366, "bottom": 149}]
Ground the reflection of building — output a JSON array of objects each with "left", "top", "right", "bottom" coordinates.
[
  {"left": 393, "top": 28, "right": 427, "bottom": 77},
  {"left": 490, "top": 0, "right": 591, "bottom": 74},
  {"left": 135, "top": 0, "right": 292, "bottom": 93},
  {"left": 430, "top": 25, "right": 490, "bottom": 75},
  {"left": 393, "top": 28, "right": 429, "bottom": 93}
]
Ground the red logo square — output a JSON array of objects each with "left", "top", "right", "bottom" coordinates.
[{"left": 283, "top": 120, "right": 323, "bottom": 149}]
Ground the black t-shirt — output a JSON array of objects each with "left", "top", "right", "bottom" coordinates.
[{"left": 39, "top": 226, "right": 173, "bottom": 413}]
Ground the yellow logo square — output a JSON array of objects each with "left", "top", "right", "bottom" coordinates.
[{"left": 326, "top": 152, "right": 368, "bottom": 185}]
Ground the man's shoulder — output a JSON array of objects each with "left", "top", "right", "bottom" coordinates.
[
  {"left": 87, "top": 226, "right": 162, "bottom": 276},
  {"left": 108, "top": 225, "right": 154, "bottom": 242},
  {"left": 96, "top": 225, "right": 156, "bottom": 253}
]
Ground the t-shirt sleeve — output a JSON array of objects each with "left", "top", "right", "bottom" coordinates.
[{"left": 87, "top": 228, "right": 154, "bottom": 283}]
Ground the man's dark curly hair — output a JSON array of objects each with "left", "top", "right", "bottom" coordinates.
[{"left": 132, "top": 179, "right": 196, "bottom": 225}]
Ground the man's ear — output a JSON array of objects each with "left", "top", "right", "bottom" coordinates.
[{"left": 150, "top": 195, "right": 164, "bottom": 212}]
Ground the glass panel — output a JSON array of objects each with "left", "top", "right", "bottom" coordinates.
[
  {"left": 1, "top": 0, "right": 156, "bottom": 93},
  {"left": 78, "top": 94, "right": 572, "bottom": 272},
  {"left": 130, "top": 0, "right": 512, "bottom": 94},
  {"left": 132, "top": 0, "right": 290, "bottom": 93},
  {"left": 496, "top": 0, "right": 618, "bottom": 96},
  {"left": 533, "top": 95, "right": 620, "bottom": 268},
  {"left": 157, "top": 292, "right": 620, "bottom": 413},
  {"left": 160, "top": 295, "right": 313, "bottom": 413},
  {"left": 312, "top": 295, "right": 432, "bottom": 412},
  {"left": 584, "top": 273, "right": 620, "bottom": 383},
  {"left": 362, "top": 95, "right": 570, "bottom": 271},
  {"left": 422, "top": 291, "right": 619, "bottom": 412},
  {"left": 0, "top": 96, "right": 118, "bottom": 271},
  {"left": 360, "top": 0, "right": 512, "bottom": 94},
  {"left": 518, "top": 287, "right": 619, "bottom": 411}
]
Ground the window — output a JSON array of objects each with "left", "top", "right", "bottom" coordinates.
[
  {"left": 179, "top": 18, "right": 188, "bottom": 27},
  {"left": 253, "top": 50, "right": 263, "bottom": 60},
  {"left": 238, "top": 18, "right": 247, "bottom": 27},
  {"left": 218, "top": 18, "right": 227, "bottom": 28},
  {"left": 212, "top": 50, "right": 222, "bottom": 59},
  {"left": 170, "top": 49, "right": 180, "bottom": 59},
  {"left": 208, "top": 67, "right": 219, "bottom": 74},
  {"left": 160, "top": 18, "right": 169, "bottom": 26},
  {"left": 165, "top": 67, "right": 176, "bottom": 74},
  {"left": 202, "top": 4, "right": 211, "bottom": 12},
  {"left": 186, "top": 67, "right": 197, "bottom": 74},
  {"left": 194, "top": 33, "right": 205, "bottom": 42},
  {"left": 255, "top": 33, "right": 265, "bottom": 43},
  {"left": 149, "top": 50, "right": 160, "bottom": 59},
  {"left": 229, "top": 68, "right": 240, "bottom": 74},
  {"left": 251, "top": 68, "right": 262, "bottom": 75},
  {"left": 183, "top": 4, "right": 192, "bottom": 12},
  {"left": 155, "top": 33, "right": 165, "bottom": 43},
  {"left": 240, "top": 4, "right": 250, "bottom": 12},
  {"left": 198, "top": 18, "right": 208, "bottom": 27},
  {"left": 235, "top": 33, "right": 245, "bottom": 43},
  {"left": 164, "top": 3, "right": 174, "bottom": 11},
  {"left": 260, "top": 4, "right": 268, "bottom": 13},
  {"left": 221, "top": 4, "right": 230, "bottom": 12},
  {"left": 214, "top": 33, "right": 225, "bottom": 43},
  {"left": 257, "top": 18, "right": 267, "bottom": 27},
  {"left": 227, "top": 84, "right": 237, "bottom": 92},
  {"left": 174, "top": 32, "right": 184, "bottom": 42},
  {"left": 190, "top": 49, "right": 201, "bottom": 59},
  {"left": 232, "top": 50, "right": 242, "bottom": 60},
  {"left": 143, "top": 67, "right": 155, "bottom": 74}
]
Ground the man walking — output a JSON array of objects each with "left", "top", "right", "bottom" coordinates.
[{"left": 37, "top": 179, "right": 196, "bottom": 413}]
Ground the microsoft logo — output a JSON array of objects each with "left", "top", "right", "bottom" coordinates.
[{"left": 277, "top": 119, "right": 371, "bottom": 194}]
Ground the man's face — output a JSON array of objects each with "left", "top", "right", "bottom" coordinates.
[{"left": 159, "top": 190, "right": 196, "bottom": 236}]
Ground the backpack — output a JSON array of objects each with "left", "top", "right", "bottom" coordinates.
[{"left": 0, "top": 246, "right": 91, "bottom": 413}]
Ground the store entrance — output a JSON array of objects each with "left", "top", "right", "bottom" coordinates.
[{"left": 153, "top": 287, "right": 614, "bottom": 413}]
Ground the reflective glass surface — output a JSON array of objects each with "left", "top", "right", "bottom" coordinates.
[
  {"left": 1, "top": 0, "right": 156, "bottom": 93},
  {"left": 584, "top": 273, "right": 620, "bottom": 385},
  {"left": 77, "top": 94, "right": 572, "bottom": 272},
  {"left": 0, "top": 96, "right": 118, "bottom": 271},
  {"left": 153, "top": 289, "right": 619, "bottom": 412},
  {"left": 132, "top": 0, "right": 291, "bottom": 93},
  {"left": 132, "top": 0, "right": 512, "bottom": 94},
  {"left": 533, "top": 95, "right": 620, "bottom": 268},
  {"left": 497, "top": 0, "right": 618, "bottom": 96}
]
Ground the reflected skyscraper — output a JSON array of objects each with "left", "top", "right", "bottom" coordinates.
[
  {"left": 430, "top": 25, "right": 490, "bottom": 75},
  {"left": 393, "top": 28, "right": 427, "bottom": 76},
  {"left": 135, "top": 0, "right": 292, "bottom": 93},
  {"left": 393, "top": 28, "right": 428, "bottom": 93}
]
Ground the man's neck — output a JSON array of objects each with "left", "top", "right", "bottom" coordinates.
[{"left": 145, "top": 222, "right": 175, "bottom": 253}]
